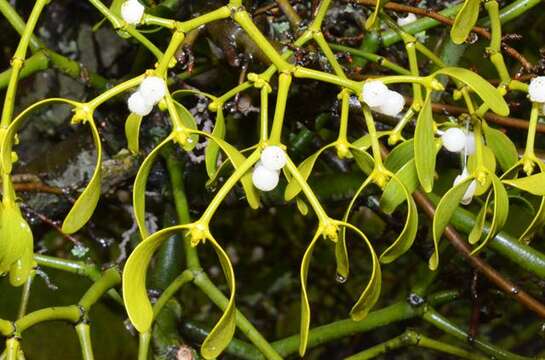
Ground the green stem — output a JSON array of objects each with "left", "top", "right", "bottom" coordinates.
[
  {"left": 346, "top": 329, "right": 487, "bottom": 360},
  {"left": 309, "top": 0, "right": 333, "bottom": 31},
  {"left": 523, "top": 102, "right": 539, "bottom": 159},
  {"left": 15, "top": 306, "right": 81, "bottom": 333},
  {"left": 137, "top": 331, "right": 151, "bottom": 360},
  {"left": 153, "top": 270, "right": 194, "bottom": 318},
  {"left": 192, "top": 271, "right": 283, "bottom": 360},
  {"left": 260, "top": 87, "right": 270, "bottom": 142},
  {"left": 164, "top": 148, "right": 199, "bottom": 269},
  {"left": 292, "top": 66, "right": 360, "bottom": 91},
  {"left": 34, "top": 254, "right": 123, "bottom": 304},
  {"left": 17, "top": 273, "right": 34, "bottom": 319},
  {"left": 329, "top": 44, "right": 410, "bottom": 75},
  {"left": 423, "top": 307, "right": 530, "bottom": 360},
  {"left": 269, "top": 72, "right": 292, "bottom": 143},
  {"left": 0, "top": 0, "right": 49, "bottom": 128},
  {"left": 75, "top": 323, "right": 95, "bottom": 360},
  {"left": 313, "top": 31, "right": 346, "bottom": 78},
  {"left": 4, "top": 339, "right": 19, "bottom": 360},
  {"left": 78, "top": 268, "right": 121, "bottom": 311}
]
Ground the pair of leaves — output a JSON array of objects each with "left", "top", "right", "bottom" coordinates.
[
  {"left": 122, "top": 225, "right": 236, "bottom": 359},
  {"left": 451, "top": 0, "right": 481, "bottom": 44},
  {"left": 468, "top": 175, "right": 509, "bottom": 254},
  {"left": 299, "top": 223, "right": 381, "bottom": 356},
  {"left": 0, "top": 202, "right": 34, "bottom": 287}
]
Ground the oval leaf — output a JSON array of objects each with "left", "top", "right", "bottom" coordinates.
[
  {"left": 173, "top": 102, "right": 199, "bottom": 152},
  {"left": 62, "top": 120, "right": 102, "bottom": 234},
  {"left": 483, "top": 125, "right": 518, "bottom": 172},
  {"left": 299, "top": 232, "right": 320, "bottom": 356},
  {"left": 471, "top": 174, "right": 509, "bottom": 254},
  {"left": 123, "top": 225, "right": 190, "bottom": 332},
  {"left": 125, "top": 113, "right": 143, "bottom": 154},
  {"left": 384, "top": 139, "right": 414, "bottom": 173},
  {"left": 434, "top": 67, "right": 509, "bottom": 116},
  {"left": 285, "top": 144, "right": 334, "bottom": 201},
  {"left": 430, "top": 177, "right": 474, "bottom": 270},
  {"left": 379, "top": 175, "right": 418, "bottom": 264},
  {"left": 503, "top": 172, "right": 545, "bottom": 196},
  {"left": 205, "top": 108, "right": 226, "bottom": 178},
  {"left": 450, "top": 0, "right": 481, "bottom": 44},
  {"left": 133, "top": 136, "right": 173, "bottom": 239},
  {"left": 200, "top": 236, "right": 237, "bottom": 359},
  {"left": 414, "top": 95, "right": 436, "bottom": 192}
]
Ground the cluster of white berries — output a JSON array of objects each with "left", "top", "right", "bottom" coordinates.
[
  {"left": 121, "top": 0, "right": 145, "bottom": 25},
  {"left": 252, "top": 146, "right": 287, "bottom": 192},
  {"left": 361, "top": 80, "right": 405, "bottom": 117},
  {"left": 127, "top": 76, "right": 166, "bottom": 116},
  {"left": 440, "top": 127, "right": 475, "bottom": 155},
  {"left": 453, "top": 167, "right": 477, "bottom": 205}
]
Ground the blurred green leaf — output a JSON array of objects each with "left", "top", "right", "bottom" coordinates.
[
  {"left": 125, "top": 113, "right": 143, "bottom": 154},
  {"left": 299, "top": 232, "right": 320, "bottom": 356},
  {"left": 503, "top": 173, "right": 545, "bottom": 196},
  {"left": 451, "top": 0, "right": 481, "bottom": 44},
  {"left": 483, "top": 125, "right": 518, "bottom": 172}
]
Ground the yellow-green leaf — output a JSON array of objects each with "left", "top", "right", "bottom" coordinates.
[
  {"left": 351, "top": 131, "right": 389, "bottom": 152},
  {"left": 0, "top": 202, "right": 34, "bottom": 287},
  {"left": 384, "top": 139, "right": 414, "bottom": 173},
  {"left": 173, "top": 102, "right": 199, "bottom": 152},
  {"left": 469, "top": 193, "right": 489, "bottom": 245},
  {"left": 342, "top": 223, "right": 381, "bottom": 321},
  {"left": 430, "top": 177, "right": 474, "bottom": 270},
  {"left": 125, "top": 113, "right": 143, "bottom": 154},
  {"left": 296, "top": 197, "right": 309, "bottom": 216},
  {"left": 205, "top": 108, "right": 225, "bottom": 178},
  {"left": 206, "top": 136, "right": 260, "bottom": 209},
  {"left": 200, "top": 236, "right": 236, "bottom": 359},
  {"left": 379, "top": 175, "right": 418, "bottom": 264},
  {"left": 62, "top": 120, "right": 102, "bottom": 234},
  {"left": 503, "top": 173, "right": 545, "bottom": 196},
  {"left": 471, "top": 175, "right": 509, "bottom": 254},
  {"left": 299, "top": 232, "right": 320, "bottom": 357},
  {"left": 468, "top": 145, "right": 496, "bottom": 195},
  {"left": 351, "top": 147, "right": 375, "bottom": 175},
  {"left": 123, "top": 225, "right": 190, "bottom": 332},
  {"left": 451, "top": 0, "right": 481, "bottom": 44},
  {"left": 414, "top": 95, "right": 436, "bottom": 192},
  {"left": 380, "top": 159, "right": 418, "bottom": 214},
  {"left": 434, "top": 67, "right": 509, "bottom": 116},
  {"left": 285, "top": 144, "right": 334, "bottom": 201},
  {"left": 483, "top": 125, "right": 518, "bottom": 172},
  {"left": 133, "top": 136, "right": 173, "bottom": 239},
  {"left": 365, "top": 0, "right": 384, "bottom": 29}
]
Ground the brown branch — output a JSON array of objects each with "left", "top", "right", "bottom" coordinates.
[
  {"left": 14, "top": 182, "right": 64, "bottom": 195},
  {"left": 413, "top": 191, "right": 545, "bottom": 318},
  {"left": 353, "top": 0, "right": 533, "bottom": 72},
  {"left": 405, "top": 96, "right": 545, "bottom": 133}
]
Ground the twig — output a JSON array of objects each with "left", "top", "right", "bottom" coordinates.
[
  {"left": 352, "top": 0, "right": 533, "bottom": 71},
  {"left": 412, "top": 191, "right": 545, "bottom": 318}
]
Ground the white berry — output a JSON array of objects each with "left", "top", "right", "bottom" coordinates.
[
  {"left": 252, "top": 163, "right": 279, "bottom": 192},
  {"left": 375, "top": 90, "right": 405, "bottom": 116},
  {"left": 362, "top": 80, "right": 389, "bottom": 108},
  {"left": 528, "top": 76, "right": 545, "bottom": 103},
  {"left": 121, "top": 0, "right": 145, "bottom": 25},
  {"left": 139, "top": 76, "right": 166, "bottom": 104},
  {"left": 260, "top": 146, "right": 287, "bottom": 171},
  {"left": 465, "top": 132, "right": 476, "bottom": 155},
  {"left": 128, "top": 91, "right": 153, "bottom": 116},
  {"left": 397, "top": 13, "right": 417, "bottom": 27},
  {"left": 441, "top": 127, "right": 466, "bottom": 153},
  {"left": 453, "top": 167, "right": 477, "bottom": 205}
]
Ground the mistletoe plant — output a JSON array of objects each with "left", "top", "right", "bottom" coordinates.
[{"left": 1, "top": 0, "right": 545, "bottom": 359}]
